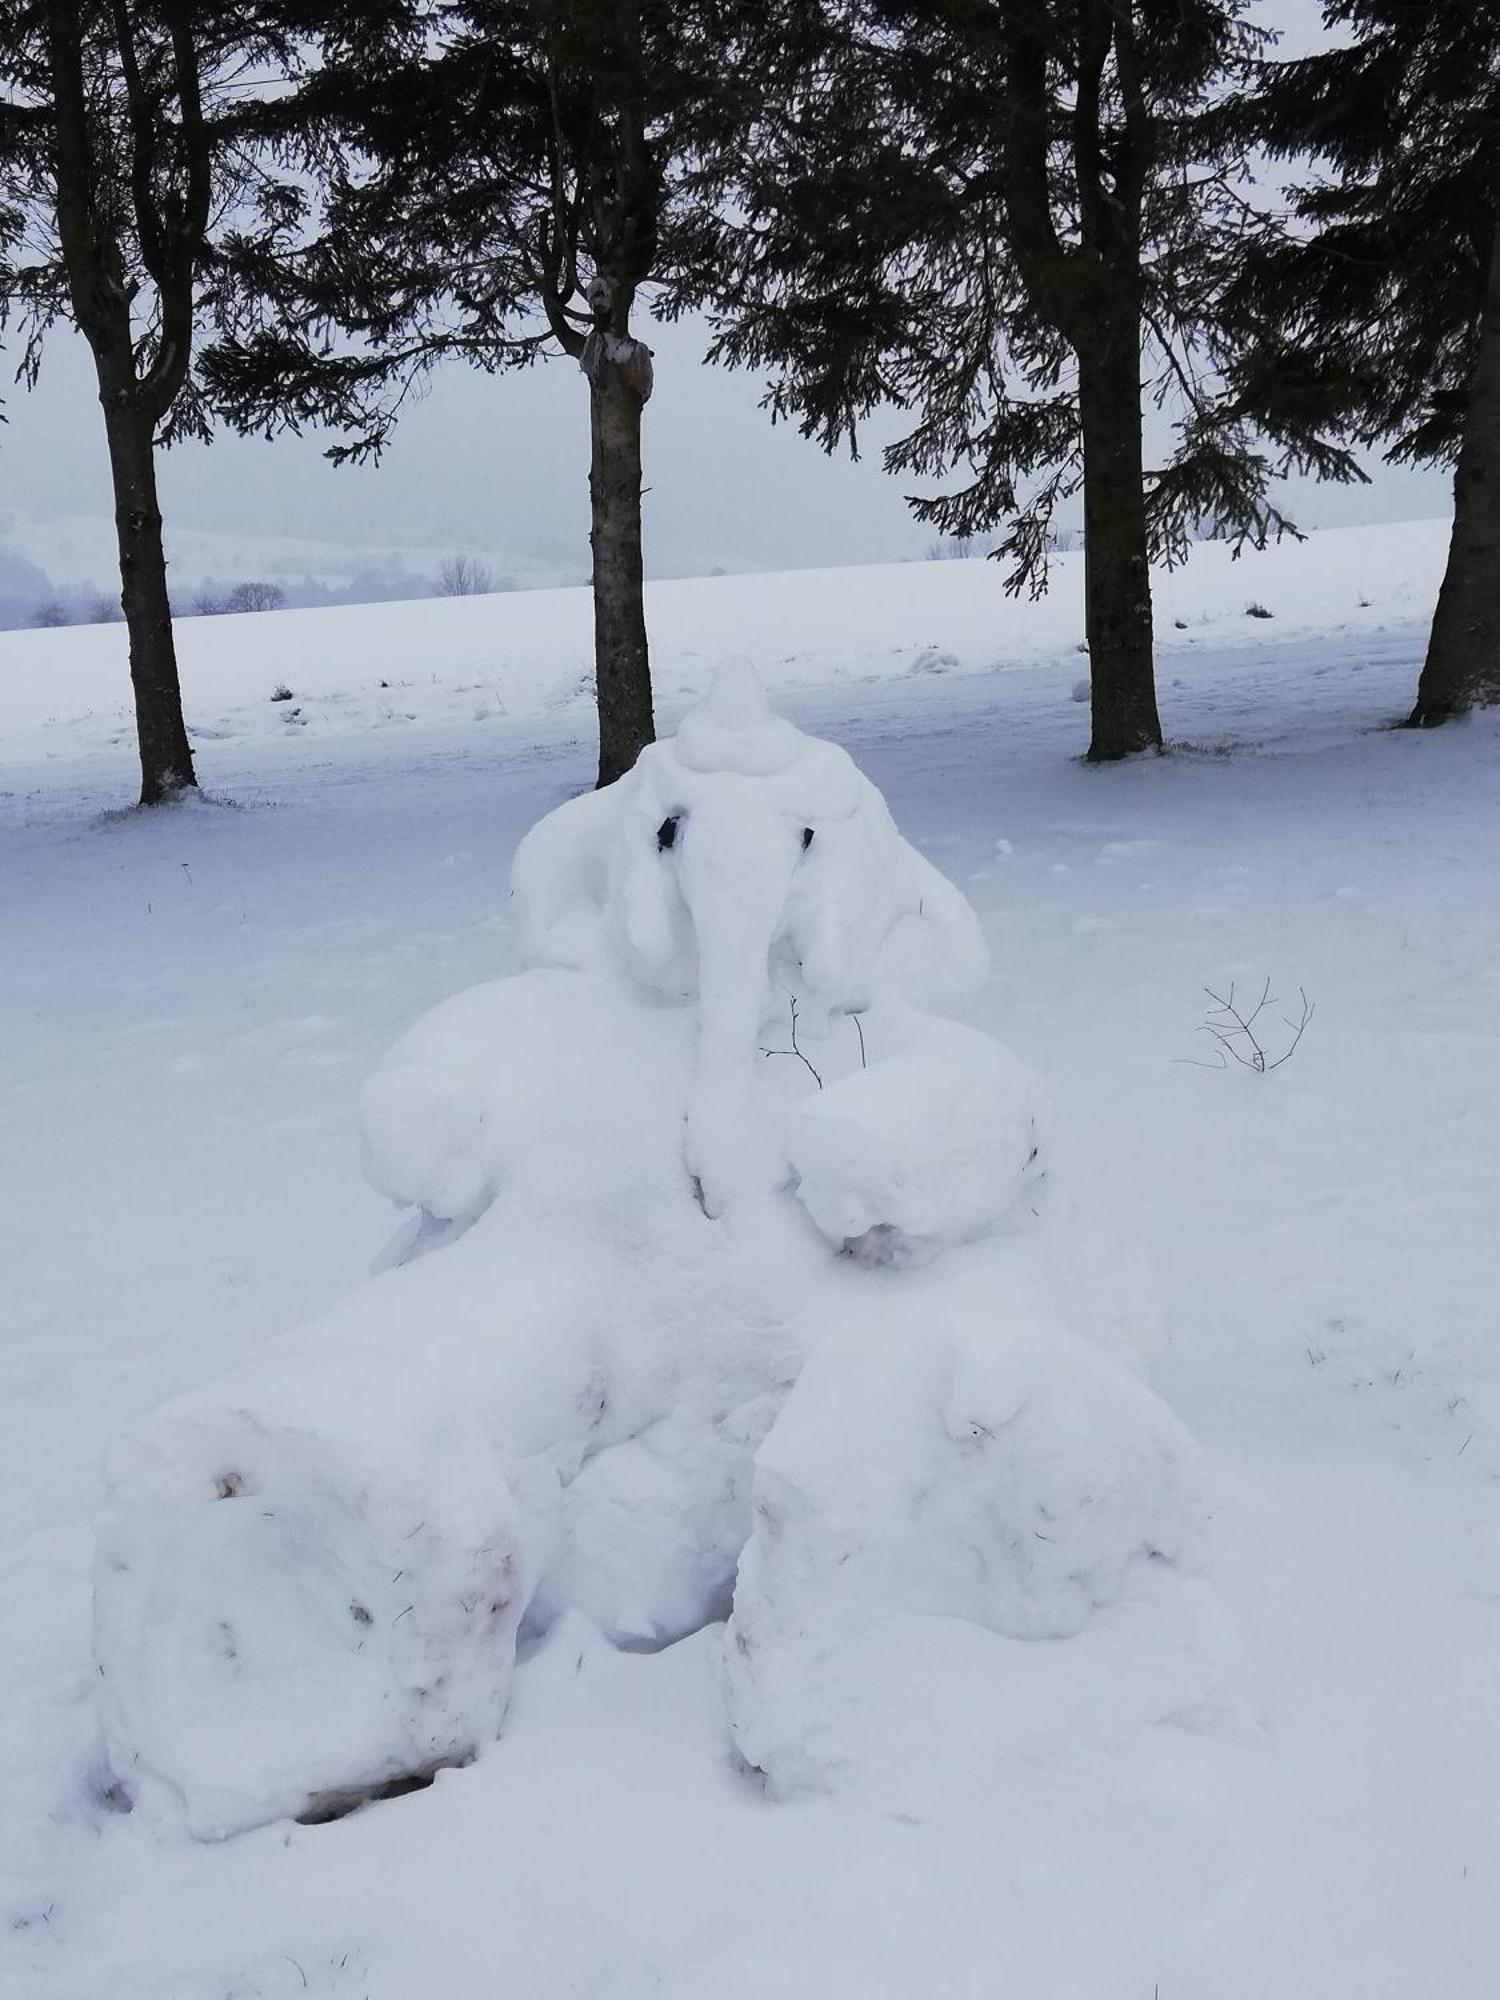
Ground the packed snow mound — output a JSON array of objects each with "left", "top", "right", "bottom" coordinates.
[
  {"left": 95, "top": 969, "right": 822, "bottom": 1836},
  {"left": 729, "top": 1574, "right": 1250, "bottom": 1822},
  {"left": 94, "top": 1345, "right": 523, "bottom": 1839},
  {"left": 92, "top": 660, "right": 1216, "bottom": 1839},
  {"left": 784, "top": 1016, "right": 1047, "bottom": 1253},
  {"left": 725, "top": 1296, "right": 1224, "bottom": 1797},
  {"left": 359, "top": 965, "right": 694, "bottom": 1229}
]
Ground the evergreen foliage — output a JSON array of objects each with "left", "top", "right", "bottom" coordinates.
[
  {"left": 702, "top": 0, "right": 1329, "bottom": 758},
  {"left": 1229, "top": 0, "right": 1500, "bottom": 723},
  {"left": 203, "top": 0, "right": 754, "bottom": 787},
  {"left": 0, "top": 0, "right": 314, "bottom": 803}
]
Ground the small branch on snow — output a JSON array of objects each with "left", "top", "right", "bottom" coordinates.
[
  {"left": 760, "top": 994, "right": 823, "bottom": 1087},
  {"left": 1176, "top": 978, "right": 1316, "bottom": 1073}
]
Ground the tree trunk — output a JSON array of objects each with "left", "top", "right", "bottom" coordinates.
[
  {"left": 101, "top": 393, "right": 197, "bottom": 804},
  {"left": 1409, "top": 207, "right": 1500, "bottom": 726},
  {"left": 1076, "top": 321, "right": 1161, "bottom": 761},
  {"left": 588, "top": 356, "right": 655, "bottom": 788}
]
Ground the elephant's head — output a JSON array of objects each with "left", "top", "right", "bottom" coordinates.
[{"left": 512, "top": 662, "right": 988, "bottom": 1213}]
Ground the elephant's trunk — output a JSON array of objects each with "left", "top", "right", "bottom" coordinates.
[{"left": 676, "top": 790, "right": 799, "bottom": 1216}]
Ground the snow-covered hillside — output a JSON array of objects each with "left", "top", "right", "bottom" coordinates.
[
  {"left": 3, "top": 523, "right": 1497, "bottom": 1999},
  {"left": 0, "top": 516, "right": 1450, "bottom": 776}
]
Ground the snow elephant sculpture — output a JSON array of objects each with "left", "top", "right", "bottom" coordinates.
[{"left": 92, "top": 662, "right": 1215, "bottom": 1839}]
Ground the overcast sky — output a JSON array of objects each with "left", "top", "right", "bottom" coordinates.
[{"left": 0, "top": 0, "right": 1452, "bottom": 581}]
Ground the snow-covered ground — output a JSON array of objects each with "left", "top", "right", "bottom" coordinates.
[
  {"left": 4, "top": 519, "right": 1498, "bottom": 1998},
  {"left": 0, "top": 515, "right": 1449, "bottom": 773}
]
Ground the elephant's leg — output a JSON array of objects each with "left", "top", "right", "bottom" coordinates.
[{"left": 93, "top": 1349, "right": 529, "bottom": 1839}]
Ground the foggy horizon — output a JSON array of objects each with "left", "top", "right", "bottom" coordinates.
[{"left": 0, "top": 307, "right": 1456, "bottom": 592}]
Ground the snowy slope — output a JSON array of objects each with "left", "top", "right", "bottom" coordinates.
[
  {"left": 3, "top": 525, "right": 1499, "bottom": 2000},
  {"left": 0, "top": 516, "right": 1449, "bottom": 775}
]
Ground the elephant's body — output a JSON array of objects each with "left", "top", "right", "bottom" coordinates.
[{"left": 92, "top": 666, "right": 1216, "bottom": 1838}]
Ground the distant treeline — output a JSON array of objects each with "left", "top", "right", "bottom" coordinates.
[{"left": 0, "top": 553, "right": 559, "bottom": 633}]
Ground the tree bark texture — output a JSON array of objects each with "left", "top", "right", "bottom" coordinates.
[
  {"left": 1409, "top": 204, "right": 1500, "bottom": 725},
  {"left": 1077, "top": 326, "right": 1162, "bottom": 760},
  {"left": 1001, "top": 2, "right": 1163, "bottom": 761},
  {"left": 46, "top": 0, "right": 198, "bottom": 804},
  {"left": 588, "top": 351, "right": 655, "bottom": 788},
  {"left": 101, "top": 388, "right": 197, "bottom": 802}
]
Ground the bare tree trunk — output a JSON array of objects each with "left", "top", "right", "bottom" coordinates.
[
  {"left": 1077, "top": 325, "right": 1162, "bottom": 760},
  {"left": 1409, "top": 207, "right": 1500, "bottom": 726},
  {"left": 588, "top": 352, "right": 655, "bottom": 788},
  {"left": 101, "top": 392, "right": 197, "bottom": 803}
]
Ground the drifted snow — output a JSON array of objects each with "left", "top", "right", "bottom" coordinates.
[
  {"left": 6, "top": 566, "right": 1499, "bottom": 1999},
  {"left": 87, "top": 663, "right": 1215, "bottom": 1842},
  {"left": 724, "top": 1294, "right": 1220, "bottom": 1796}
]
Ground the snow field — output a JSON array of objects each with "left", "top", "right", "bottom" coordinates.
[
  {"left": 2, "top": 537, "right": 1498, "bottom": 1997},
  {"left": 0, "top": 515, "right": 1454, "bottom": 772}
]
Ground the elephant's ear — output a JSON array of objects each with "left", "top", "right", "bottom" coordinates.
[
  {"left": 875, "top": 838, "right": 991, "bottom": 1005},
  {"left": 510, "top": 781, "right": 628, "bottom": 969}
]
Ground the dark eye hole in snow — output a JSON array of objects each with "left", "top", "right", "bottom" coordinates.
[
  {"left": 801, "top": 826, "right": 814, "bottom": 850},
  {"left": 657, "top": 815, "right": 680, "bottom": 851}
]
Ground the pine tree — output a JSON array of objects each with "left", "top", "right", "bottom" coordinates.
[
  {"left": 1229, "top": 2, "right": 1500, "bottom": 726},
  {"left": 0, "top": 2, "right": 310, "bottom": 805},
  {"left": 705, "top": 0, "right": 1328, "bottom": 761},
  {"left": 204, "top": 0, "right": 745, "bottom": 789}
]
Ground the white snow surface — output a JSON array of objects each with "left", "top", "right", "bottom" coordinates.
[
  {"left": 3, "top": 519, "right": 1500, "bottom": 1997},
  {"left": 0, "top": 514, "right": 1454, "bottom": 765}
]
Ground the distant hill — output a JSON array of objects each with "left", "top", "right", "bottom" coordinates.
[{"left": 0, "top": 509, "right": 576, "bottom": 629}]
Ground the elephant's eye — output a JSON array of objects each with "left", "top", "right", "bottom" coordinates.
[
  {"left": 801, "top": 826, "right": 815, "bottom": 851},
  {"left": 657, "top": 815, "right": 680, "bottom": 852}
]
